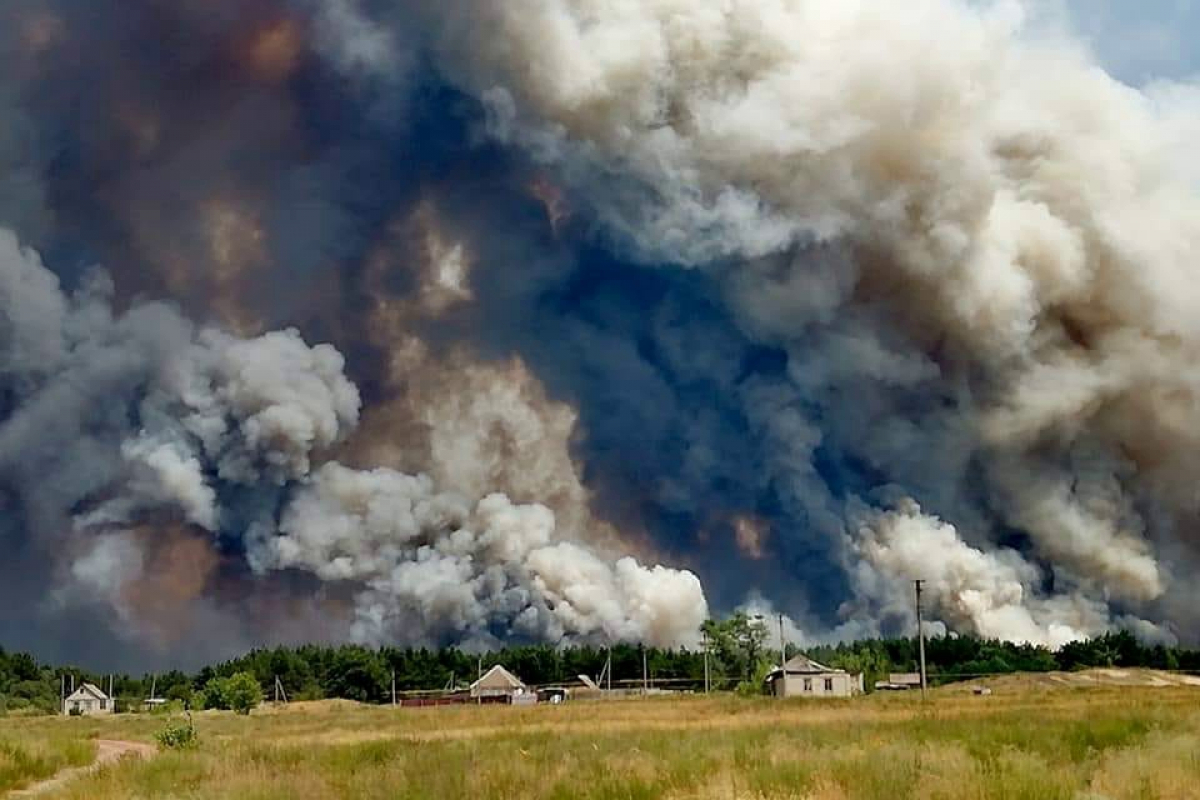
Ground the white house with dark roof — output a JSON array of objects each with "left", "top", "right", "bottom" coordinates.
[
  {"left": 469, "top": 665, "right": 529, "bottom": 702},
  {"left": 63, "top": 682, "right": 113, "bottom": 715},
  {"left": 765, "top": 654, "right": 864, "bottom": 698}
]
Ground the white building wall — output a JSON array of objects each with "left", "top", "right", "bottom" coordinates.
[
  {"left": 776, "top": 672, "right": 858, "bottom": 698},
  {"left": 63, "top": 692, "right": 113, "bottom": 716}
]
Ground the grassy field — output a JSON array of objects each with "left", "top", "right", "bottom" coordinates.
[
  {"left": 0, "top": 726, "right": 94, "bottom": 795},
  {"left": 1, "top": 682, "right": 1198, "bottom": 799}
]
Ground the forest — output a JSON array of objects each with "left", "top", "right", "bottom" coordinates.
[{"left": 3, "top": 616, "right": 1198, "bottom": 714}]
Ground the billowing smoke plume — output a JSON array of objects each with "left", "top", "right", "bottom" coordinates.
[
  {"left": 376, "top": 0, "right": 1200, "bottom": 645},
  {"left": 3, "top": 0, "right": 1200, "bottom": 667},
  {"left": 0, "top": 228, "right": 705, "bottom": 661}
]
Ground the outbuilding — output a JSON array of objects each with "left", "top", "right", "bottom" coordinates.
[
  {"left": 875, "top": 672, "right": 923, "bottom": 691},
  {"left": 63, "top": 683, "right": 113, "bottom": 716},
  {"left": 765, "top": 654, "right": 863, "bottom": 698}
]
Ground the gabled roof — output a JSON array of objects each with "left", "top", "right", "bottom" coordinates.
[
  {"left": 764, "top": 654, "right": 849, "bottom": 681},
  {"left": 66, "top": 683, "right": 108, "bottom": 702},
  {"left": 782, "top": 654, "right": 840, "bottom": 674},
  {"left": 469, "top": 664, "right": 526, "bottom": 691}
]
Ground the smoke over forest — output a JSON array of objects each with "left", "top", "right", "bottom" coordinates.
[{"left": 2, "top": 1, "right": 1200, "bottom": 670}]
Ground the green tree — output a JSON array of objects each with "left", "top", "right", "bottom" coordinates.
[
  {"left": 702, "top": 612, "right": 771, "bottom": 683},
  {"left": 202, "top": 676, "right": 231, "bottom": 710},
  {"left": 224, "top": 672, "right": 263, "bottom": 715},
  {"left": 326, "top": 647, "right": 388, "bottom": 703}
]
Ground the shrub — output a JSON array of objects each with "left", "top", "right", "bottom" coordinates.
[
  {"left": 225, "top": 672, "right": 264, "bottom": 715},
  {"left": 201, "top": 677, "right": 229, "bottom": 711},
  {"left": 156, "top": 716, "right": 198, "bottom": 750}
]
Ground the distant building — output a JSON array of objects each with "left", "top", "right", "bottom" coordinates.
[
  {"left": 765, "top": 655, "right": 864, "bottom": 698},
  {"left": 469, "top": 665, "right": 529, "bottom": 703},
  {"left": 537, "top": 674, "right": 604, "bottom": 704},
  {"left": 63, "top": 683, "right": 113, "bottom": 716},
  {"left": 874, "top": 673, "right": 923, "bottom": 691}
]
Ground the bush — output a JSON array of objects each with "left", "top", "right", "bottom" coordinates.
[
  {"left": 225, "top": 672, "right": 263, "bottom": 715},
  {"left": 202, "top": 672, "right": 262, "bottom": 715},
  {"left": 156, "top": 716, "right": 198, "bottom": 750}
]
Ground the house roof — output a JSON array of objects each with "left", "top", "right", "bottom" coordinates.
[
  {"left": 765, "top": 654, "right": 850, "bottom": 681},
  {"left": 66, "top": 683, "right": 108, "bottom": 702},
  {"left": 781, "top": 654, "right": 841, "bottom": 674},
  {"left": 469, "top": 664, "right": 526, "bottom": 692}
]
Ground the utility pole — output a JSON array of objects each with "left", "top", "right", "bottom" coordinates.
[
  {"left": 60, "top": 674, "right": 65, "bottom": 715},
  {"left": 778, "top": 613, "right": 787, "bottom": 671},
  {"left": 914, "top": 579, "right": 928, "bottom": 701},
  {"left": 702, "top": 630, "right": 710, "bottom": 694},
  {"left": 606, "top": 648, "right": 612, "bottom": 692},
  {"left": 642, "top": 645, "right": 649, "bottom": 695},
  {"left": 391, "top": 671, "right": 396, "bottom": 707}
]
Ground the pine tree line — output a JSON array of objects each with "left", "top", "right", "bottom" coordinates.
[{"left": 3, "top": 621, "right": 1197, "bottom": 714}]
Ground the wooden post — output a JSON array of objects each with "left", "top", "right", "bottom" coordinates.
[
  {"left": 642, "top": 646, "right": 649, "bottom": 695},
  {"left": 915, "top": 579, "right": 928, "bottom": 701},
  {"left": 779, "top": 613, "right": 787, "bottom": 673}
]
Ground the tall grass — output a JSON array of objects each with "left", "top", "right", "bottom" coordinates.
[
  {"left": 1, "top": 686, "right": 1196, "bottom": 799},
  {"left": 0, "top": 732, "right": 94, "bottom": 792}
]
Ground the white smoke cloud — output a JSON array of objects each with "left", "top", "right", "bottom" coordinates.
[
  {"left": 848, "top": 498, "right": 1108, "bottom": 648},
  {"left": 1, "top": 225, "right": 708, "bottom": 651},
  {"left": 256, "top": 462, "right": 708, "bottom": 648}
]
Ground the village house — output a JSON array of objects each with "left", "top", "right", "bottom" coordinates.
[
  {"left": 63, "top": 683, "right": 113, "bottom": 716},
  {"left": 469, "top": 665, "right": 530, "bottom": 704},
  {"left": 765, "top": 654, "right": 864, "bottom": 698}
]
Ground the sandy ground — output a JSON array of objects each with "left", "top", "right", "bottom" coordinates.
[
  {"left": 941, "top": 668, "right": 1200, "bottom": 693},
  {"left": 9, "top": 740, "right": 156, "bottom": 797}
]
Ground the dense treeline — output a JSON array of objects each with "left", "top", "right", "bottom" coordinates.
[{"left": 4, "top": 622, "right": 1198, "bottom": 714}]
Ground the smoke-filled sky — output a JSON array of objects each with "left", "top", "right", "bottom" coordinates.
[{"left": 2, "top": 1, "right": 1200, "bottom": 671}]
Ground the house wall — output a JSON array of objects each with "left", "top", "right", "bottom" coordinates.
[
  {"left": 63, "top": 697, "right": 112, "bottom": 716},
  {"left": 775, "top": 672, "right": 859, "bottom": 698}
]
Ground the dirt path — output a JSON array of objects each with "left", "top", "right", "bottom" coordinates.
[{"left": 10, "top": 740, "right": 156, "bottom": 797}]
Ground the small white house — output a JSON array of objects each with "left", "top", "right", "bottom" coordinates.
[
  {"left": 469, "top": 665, "right": 529, "bottom": 703},
  {"left": 63, "top": 683, "right": 113, "bottom": 716},
  {"left": 765, "top": 654, "right": 864, "bottom": 699}
]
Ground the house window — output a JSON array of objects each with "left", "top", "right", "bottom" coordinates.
[
  {"left": 824, "top": 678, "right": 834, "bottom": 692},
  {"left": 803, "top": 678, "right": 812, "bottom": 692}
]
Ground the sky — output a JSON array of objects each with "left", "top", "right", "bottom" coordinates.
[{"left": 1052, "top": 1, "right": 1200, "bottom": 84}]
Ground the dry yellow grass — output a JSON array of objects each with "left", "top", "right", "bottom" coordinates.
[{"left": 1, "top": 680, "right": 1197, "bottom": 799}]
